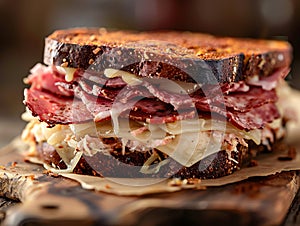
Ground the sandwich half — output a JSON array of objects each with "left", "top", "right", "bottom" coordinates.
[{"left": 21, "top": 28, "right": 293, "bottom": 179}]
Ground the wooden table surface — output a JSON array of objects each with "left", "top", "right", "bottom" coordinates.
[
  {"left": 0, "top": 117, "right": 24, "bottom": 225},
  {"left": 284, "top": 188, "right": 300, "bottom": 226},
  {"left": 0, "top": 198, "right": 18, "bottom": 225},
  {"left": 0, "top": 180, "right": 300, "bottom": 226}
]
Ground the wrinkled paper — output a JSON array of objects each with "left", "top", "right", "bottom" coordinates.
[{"left": 60, "top": 141, "right": 300, "bottom": 195}]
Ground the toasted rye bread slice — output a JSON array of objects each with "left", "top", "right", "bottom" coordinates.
[
  {"left": 36, "top": 138, "right": 270, "bottom": 179},
  {"left": 44, "top": 28, "right": 292, "bottom": 84}
]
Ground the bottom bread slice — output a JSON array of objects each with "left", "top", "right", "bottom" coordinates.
[{"left": 36, "top": 139, "right": 274, "bottom": 179}]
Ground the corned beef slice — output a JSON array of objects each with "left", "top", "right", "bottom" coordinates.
[{"left": 24, "top": 64, "right": 282, "bottom": 130}]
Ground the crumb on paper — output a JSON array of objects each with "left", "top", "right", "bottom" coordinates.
[
  {"left": 0, "top": 165, "right": 6, "bottom": 170},
  {"left": 25, "top": 174, "right": 35, "bottom": 180},
  {"left": 168, "top": 178, "right": 183, "bottom": 187},
  {"left": 43, "top": 169, "right": 51, "bottom": 174},
  {"left": 10, "top": 161, "right": 17, "bottom": 168},
  {"left": 43, "top": 169, "right": 59, "bottom": 178},
  {"left": 168, "top": 178, "right": 203, "bottom": 188},
  {"left": 49, "top": 172, "right": 60, "bottom": 178}
]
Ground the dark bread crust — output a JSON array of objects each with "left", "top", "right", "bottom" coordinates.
[{"left": 44, "top": 28, "right": 292, "bottom": 84}]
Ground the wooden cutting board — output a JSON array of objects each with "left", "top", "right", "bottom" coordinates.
[{"left": 0, "top": 141, "right": 299, "bottom": 226}]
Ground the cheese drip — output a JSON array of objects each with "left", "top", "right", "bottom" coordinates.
[{"left": 104, "top": 68, "right": 200, "bottom": 94}]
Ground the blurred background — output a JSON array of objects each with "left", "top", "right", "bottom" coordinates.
[{"left": 0, "top": 0, "right": 299, "bottom": 147}]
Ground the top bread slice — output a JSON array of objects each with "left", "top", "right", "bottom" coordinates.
[{"left": 44, "top": 28, "right": 292, "bottom": 84}]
